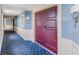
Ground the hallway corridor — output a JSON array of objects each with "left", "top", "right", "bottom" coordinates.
[
  {"left": 0, "top": 4, "right": 58, "bottom": 55},
  {"left": 0, "top": 31, "right": 53, "bottom": 55}
]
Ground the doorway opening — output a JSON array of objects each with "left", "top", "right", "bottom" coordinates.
[{"left": 3, "top": 16, "right": 16, "bottom": 31}]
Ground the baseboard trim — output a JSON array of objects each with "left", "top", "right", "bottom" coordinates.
[
  {"left": 14, "top": 30, "right": 55, "bottom": 55},
  {"left": 36, "top": 42, "right": 56, "bottom": 55}
]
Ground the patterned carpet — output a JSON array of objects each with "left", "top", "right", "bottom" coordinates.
[{"left": 0, "top": 31, "right": 53, "bottom": 55}]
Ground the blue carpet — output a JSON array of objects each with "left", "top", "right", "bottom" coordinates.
[{"left": 0, "top": 31, "right": 53, "bottom": 55}]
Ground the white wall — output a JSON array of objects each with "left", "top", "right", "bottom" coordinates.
[
  {"left": 57, "top": 4, "right": 62, "bottom": 54},
  {"left": 72, "top": 41, "right": 79, "bottom": 54},
  {"left": 60, "top": 38, "right": 79, "bottom": 55},
  {"left": 60, "top": 38, "right": 73, "bottom": 54}
]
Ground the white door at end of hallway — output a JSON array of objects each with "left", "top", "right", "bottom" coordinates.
[{"left": 4, "top": 18, "right": 13, "bottom": 30}]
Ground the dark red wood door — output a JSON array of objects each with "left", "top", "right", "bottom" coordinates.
[
  {"left": 35, "top": 6, "right": 57, "bottom": 54},
  {"left": 35, "top": 12, "right": 45, "bottom": 45}
]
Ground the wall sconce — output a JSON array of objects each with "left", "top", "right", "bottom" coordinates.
[
  {"left": 72, "top": 12, "right": 79, "bottom": 27},
  {"left": 25, "top": 17, "right": 30, "bottom": 24}
]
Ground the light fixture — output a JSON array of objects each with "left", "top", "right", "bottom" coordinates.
[
  {"left": 3, "top": 9, "right": 22, "bottom": 16},
  {"left": 25, "top": 17, "right": 30, "bottom": 24},
  {"left": 4, "top": 9, "right": 15, "bottom": 13},
  {"left": 72, "top": 12, "right": 79, "bottom": 27}
]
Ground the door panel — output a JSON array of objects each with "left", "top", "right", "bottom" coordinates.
[
  {"left": 35, "top": 6, "right": 57, "bottom": 54},
  {"left": 36, "top": 26, "right": 45, "bottom": 44}
]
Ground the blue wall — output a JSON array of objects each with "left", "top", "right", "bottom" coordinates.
[
  {"left": 0, "top": 19, "right": 2, "bottom": 32},
  {"left": 62, "top": 4, "right": 79, "bottom": 44},
  {"left": 16, "top": 11, "right": 32, "bottom": 29},
  {"left": 62, "top": 4, "right": 73, "bottom": 40}
]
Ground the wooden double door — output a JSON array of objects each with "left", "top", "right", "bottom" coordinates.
[{"left": 35, "top": 6, "right": 57, "bottom": 54}]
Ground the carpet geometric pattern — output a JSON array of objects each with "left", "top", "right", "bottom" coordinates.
[{"left": 0, "top": 31, "right": 53, "bottom": 55}]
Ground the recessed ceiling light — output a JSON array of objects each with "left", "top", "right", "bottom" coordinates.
[{"left": 4, "top": 9, "right": 17, "bottom": 13}]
